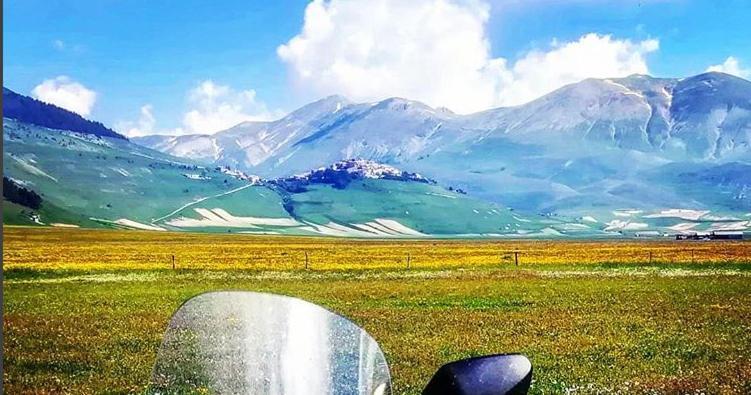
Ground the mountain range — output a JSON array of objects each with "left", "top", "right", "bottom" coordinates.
[
  {"left": 4, "top": 72, "right": 751, "bottom": 237},
  {"left": 136, "top": 72, "right": 751, "bottom": 172}
]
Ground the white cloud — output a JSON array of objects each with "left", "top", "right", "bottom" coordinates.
[
  {"left": 707, "top": 57, "right": 750, "bottom": 79},
  {"left": 116, "top": 105, "right": 157, "bottom": 137},
  {"left": 182, "top": 80, "right": 282, "bottom": 134},
  {"left": 31, "top": 76, "right": 97, "bottom": 116},
  {"left": 278, "top": 0, "right": 659, "bottom": 113},
  {"left": 117, "top": 81, "right": 283, "bottom": 137},
  {"left": 52, "top": 39, "right": 65, "bottom": 51},
  {"left": 500, "top": 34, "right": 658, "bottom": 106}
]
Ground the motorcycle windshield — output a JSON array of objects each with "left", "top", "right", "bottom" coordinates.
[{"left": 148, "top": 291, "right": 391, "bottom": 395}]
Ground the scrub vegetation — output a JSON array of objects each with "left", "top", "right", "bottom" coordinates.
[{"left": 3, "top": 226, "right": 751, "bottom": 394}]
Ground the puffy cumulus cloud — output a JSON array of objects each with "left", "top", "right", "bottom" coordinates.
[
  {"left": 115, "top": 105, "right": 157, "bottom": 137},
  {"left": 32, "top": 76, "right": 97, "bottom": 116},
  {"left": 278, "top": 0, "right": 498, "bottom": 113},
  {"left": 500, "top": 34, "right": 658, "bottom": 106},
  {"left": 707, "top": 57, "right": 750, "bottom": 79},
  {"left": 182, "top": 80, "right": 282, "bottom": 134},
  {"left": 117, "top": 81, "right": 283, "bottom": 137},
  {"left": 278, "top": 0, "right": 659, "bottom": 112}
]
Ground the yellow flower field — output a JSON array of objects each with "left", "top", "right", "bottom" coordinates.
[
  {"left": 4, "top": 226, "right": 749, "bottom": 271},
  {"left": 3, "top": 226, "right": 751, "bottom": 394}
]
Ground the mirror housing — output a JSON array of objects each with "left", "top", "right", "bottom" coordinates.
[{"left": 422, "top": 354, "right": 532, "bottom": 395}]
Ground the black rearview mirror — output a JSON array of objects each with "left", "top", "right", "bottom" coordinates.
[{"left": 422, "top": 354, "right": 532, "bottom": 395}]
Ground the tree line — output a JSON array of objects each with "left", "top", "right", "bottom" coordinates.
[
  {"left": 3, "top": 87, "right": 126, "bottom": 140},
  {"left": 3, "top": 177, "right": 42, "bottom": 210}
]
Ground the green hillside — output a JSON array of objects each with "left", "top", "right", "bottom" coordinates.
[
  {"left": 4, "top": 118, "right": 557, "bottom": 237},
  {"left": 287, "top": 180, "right": 546, "bottom": 236},
  {"left": 3, "top": 119, "right": 251, "bottom": 228}
]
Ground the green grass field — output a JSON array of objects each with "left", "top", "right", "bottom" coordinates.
[{"left": 3, "top": 227, "right": 751, "bottom": 394}]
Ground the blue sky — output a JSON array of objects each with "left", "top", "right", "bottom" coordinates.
[{"left": 4, "top": 0, "right": 750, "bottom": 136}]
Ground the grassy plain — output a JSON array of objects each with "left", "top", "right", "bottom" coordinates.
[{"left": 3, "top": 226, "right": 751, "bottom": 394}]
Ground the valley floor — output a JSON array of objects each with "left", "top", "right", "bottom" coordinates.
[{"left": 3, "top": 227, "right": 751, "bottom": 394}]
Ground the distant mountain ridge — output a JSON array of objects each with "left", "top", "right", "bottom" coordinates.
[
  {"left": 135, "top": 72, "right": 751, "bottom": 177},
  {"left": 2, "top": 87, "right": 125, "bottom": 139},
  {"left": 132, "top": 72, "right": 751, "bottom": 224},
  {"left": 132, "top": 94, "right": 463, "bottom": 175},
  {"left": 465, "top": 72, "right": 751, "bottom": 158}
]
